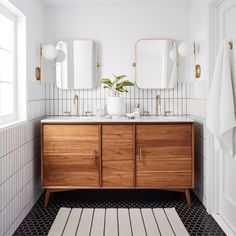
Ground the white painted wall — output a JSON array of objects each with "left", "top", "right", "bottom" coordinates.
[
  {"left": 189, "top": 0, "right": 209, "bottom": 207},
  {"left": 44, "top": 3, "right": 191, "bottom": 83},
  {"left": 0, "top": 0, "right": 45, "bottom": 235}
]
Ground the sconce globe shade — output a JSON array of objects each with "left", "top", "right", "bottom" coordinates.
[
  {"left": 42, "top": 44, "right": 57, "bottom": 60},
  {"left": 169, "top": 49, "right": 177, "bottom": 62},
  {"left": 178, "top": 42, "right": 193, "bottom": 57},
  {"left": 56, "top": 49, "right": 66, "bottom": 63}
]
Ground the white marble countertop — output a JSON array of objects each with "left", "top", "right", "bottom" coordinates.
[{"left": 41, "top": 115, "right": 194, "bottom": 123}]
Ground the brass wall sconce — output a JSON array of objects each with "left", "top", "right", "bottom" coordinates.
[
  {"left": 35, "top": 44, "right": 58, "bottom": 81},
  {"left": 195, "top": 64, "right": 201, "bottom": 79},
  {"left": 35, "top": 67, "right": 41, "bottom": 81},
  {"left": 178, "top": 41, "right": 201, "bottom": 79}
]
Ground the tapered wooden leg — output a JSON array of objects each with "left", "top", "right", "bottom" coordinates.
[
  {"left": 184, "top": 189, "right": 191, "bottom": 208},
  {"left": 44, "top": 189, "right": 51, "bottom": 208}
]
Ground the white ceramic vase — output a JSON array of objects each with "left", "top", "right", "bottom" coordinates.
[{"left": 107, "top": 97, "right": 125, "bottom": 117}]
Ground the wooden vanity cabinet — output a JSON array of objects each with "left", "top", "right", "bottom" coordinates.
[
  {"left": 41, "top": 122, "right": 194, "bottom": 208},
  {"left": 42, "top": 124, "right": 100, "bottom": 188},
  {"left": 136, "top": 124, "right": 193, "bottom": 188}
]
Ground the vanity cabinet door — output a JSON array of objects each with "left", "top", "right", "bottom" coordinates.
[
  {"left": 136, "top": 124, "right": 193, "bottom": 188},
  {"left": 42, "top": 124, "right": 100, "bottom": 187},
  {"left": 102, "top": 125, "right": 134, "bottom": 187}
]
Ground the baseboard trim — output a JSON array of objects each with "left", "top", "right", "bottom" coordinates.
[{"left": 212, "top": 214, "right": 236, "bottom": 236}]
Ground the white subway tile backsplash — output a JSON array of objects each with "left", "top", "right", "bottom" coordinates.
[
  {"left": 45, "top": 82, "right": 189, "bottom": 116},
  {"left": 189, "top": 99, "right": 206, "bottom": 119}
]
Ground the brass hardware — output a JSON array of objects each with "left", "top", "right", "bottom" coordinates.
[
  {"left": 116, "top": 149, "right": 121, "bottom": 154},
  {"left": 156, "top": 95, "right": 160, "bottom": 116},
  {"left": 35, "top": 67, "right": 41, "bottom": 81},
  {"left": 35, "top": 44, "right": 43, "bottom": 82},
  {"left": 139, "top": 147, "right": 143, "bottom": 162},
  {"left": 193, "top": 42, "right": 201, "bottom": 79},
  {"left": 73, "top": 95, "right": 79, "bottom": 116},
  {"left": 97, "top": 63, "right": 100, "bottom": 68},
  {"left": 195, "top": 64, "right": 201, "bottom": 79},
  {"left": 143, "top": 111, "right": 150, "bottom": 116},
  {"left": 85, "top": 111, "right": 93, "bottom": 117},
  {"left": 229, "top": 41, "right": 233, "bottom": 50},
  {"left": 164, "top": 111, "right": 172, "bottom": 116},
  {"left": 64, "top": 111, "right": 71, "bottom": 116},
  {"left": 92, "top": 150, "right": 99, "bottom": 165},
  {"left": 132, "top": 62, "right": 136, "bottom": 67}
]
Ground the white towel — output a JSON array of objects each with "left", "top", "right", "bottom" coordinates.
[{"left": 206, "top": 40, "right": 236, "bottom": 156}]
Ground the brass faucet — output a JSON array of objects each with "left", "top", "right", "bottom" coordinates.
[
  {"left": 64, "top": 111, "right": 71, "bottom": 116},
  {"left": 156, "top": 95, "right": 161, "bottom": 116},
  {"left": 85, "top": 111, "right": 93, "bottom": 117},
  {"left": 73, "top": 94, "right": 79, "bottom": 116}
]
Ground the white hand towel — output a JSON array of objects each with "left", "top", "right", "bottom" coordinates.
[{"left": 206, "top": 40, "right": 236, "bottom": 156}]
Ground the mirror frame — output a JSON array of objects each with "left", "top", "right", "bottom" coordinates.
[
  {"left": 134, "top": 38, "right": 178, "bottom": 89},
  {"left": 55, "top": 39, "right": 99, "bottom": 90}
]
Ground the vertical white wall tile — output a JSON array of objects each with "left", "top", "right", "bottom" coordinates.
[{"left": 0, "top": 115, "right": 43, "bottom": 235}]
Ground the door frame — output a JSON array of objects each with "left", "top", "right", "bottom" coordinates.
[{"left": 208, "top": 0, "right": 236, "bottom": 234}]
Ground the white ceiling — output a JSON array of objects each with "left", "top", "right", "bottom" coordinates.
[{"left": 41, "top": 0, "right": 193, "bottom": 6}]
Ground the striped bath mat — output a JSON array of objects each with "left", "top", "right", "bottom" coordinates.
[{"left": 48, "top": 208, "right": 189, "bottom": 236}]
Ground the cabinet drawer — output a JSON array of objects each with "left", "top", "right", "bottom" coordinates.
[
  {"left": 136, "top": 172, "right": 192, "bottom": 188},
  {"left": 102, "top": 160, "right": 133, "bottom": 187},
  {"left": 102, "top": 125, "right": 133, "bottom": 143}
]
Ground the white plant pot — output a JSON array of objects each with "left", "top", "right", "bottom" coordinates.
[{"left": 107, "top": 97, "right": 125, "bottom": 117}]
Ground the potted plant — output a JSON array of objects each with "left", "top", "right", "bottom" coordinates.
[{"left": 101, "top": 75, "right": 134, "bottom": 117}]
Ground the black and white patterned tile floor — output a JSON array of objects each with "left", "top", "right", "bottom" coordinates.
[{"left": 13, "top": 190, "right": 225, "bottom": 236}]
